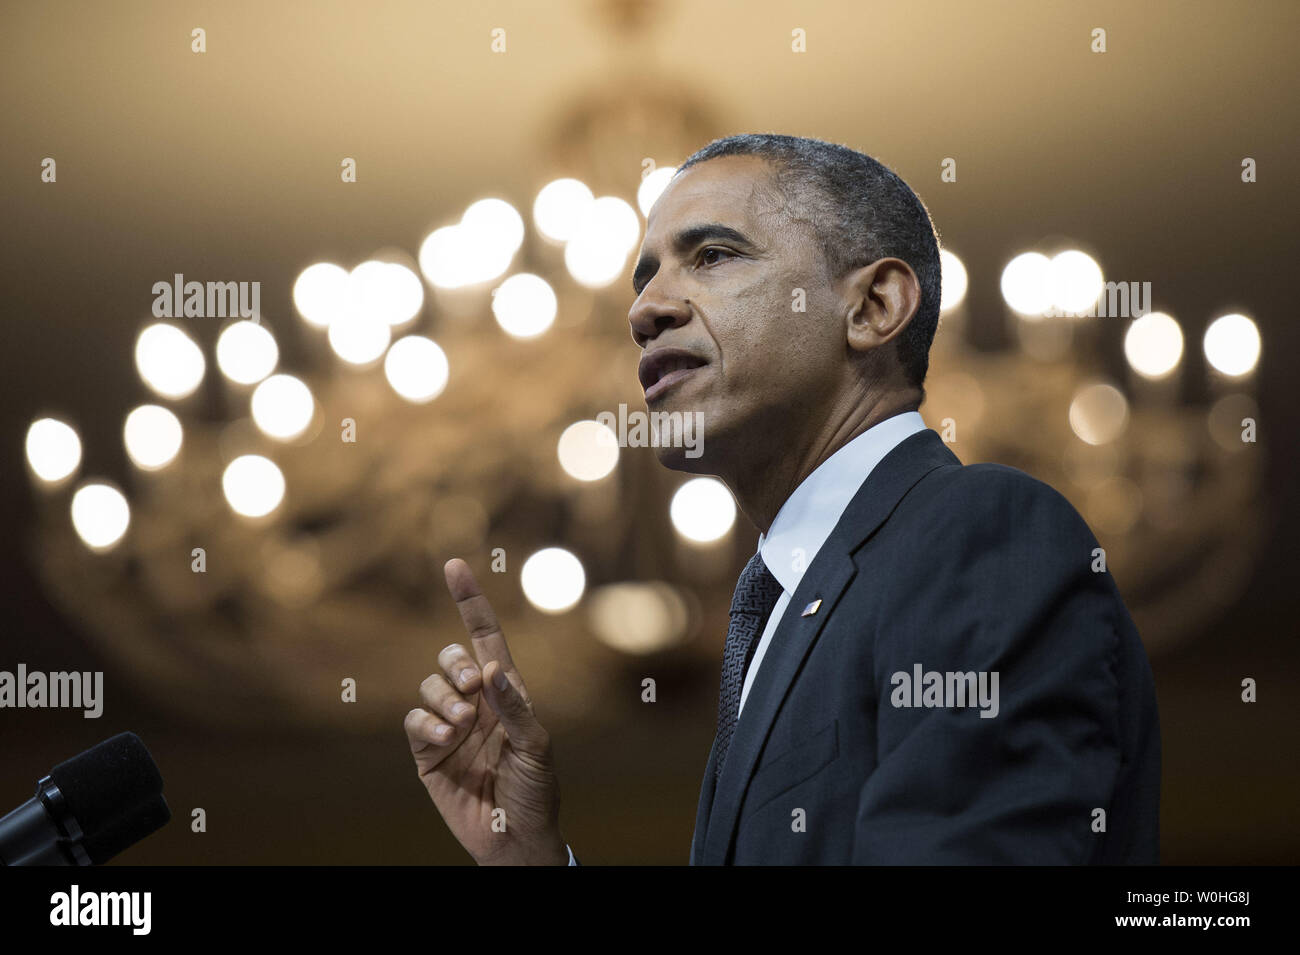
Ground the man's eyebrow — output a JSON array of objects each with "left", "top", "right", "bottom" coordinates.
[{"left": 632, "top": 223, "right": 756, "bottom": 294}]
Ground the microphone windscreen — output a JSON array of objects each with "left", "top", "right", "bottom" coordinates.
[
  {"left": 48, "top": 732, "right": 165, "bottom": 837},
  {"left": 82, "top": 794, "right": 171, "bottom": 865}
]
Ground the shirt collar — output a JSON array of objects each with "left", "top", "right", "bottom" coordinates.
[{"left": 758, "top": 410, "right": 927, "bottom": 594}]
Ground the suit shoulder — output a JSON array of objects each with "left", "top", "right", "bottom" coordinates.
[{"left": 911, "top": 460, "right": 1097, "bottom": 544}]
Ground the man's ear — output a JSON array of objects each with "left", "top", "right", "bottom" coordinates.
[{"left": 842, "top": 257, "right": 922, "bottom": 356}]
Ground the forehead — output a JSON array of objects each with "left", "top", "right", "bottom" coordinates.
[{"left": 645, "top": 154, "right": 785, "bottom": 239}]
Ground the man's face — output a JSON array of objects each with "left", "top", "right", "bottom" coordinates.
[{"left": 628, "top": 155, "right": 846, "bottom": 472}]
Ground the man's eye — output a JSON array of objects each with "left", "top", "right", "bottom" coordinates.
[{"left": 698, "top": 247, "right": 734, "bottom": 267}]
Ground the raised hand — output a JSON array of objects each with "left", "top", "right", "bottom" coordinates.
[{"left": 404, "top": 558, "right": 569, "bottom": 865}]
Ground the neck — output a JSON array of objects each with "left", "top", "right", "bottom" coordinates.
[{"left": 723, "top": 387, "right": 921, "bottom": 535}]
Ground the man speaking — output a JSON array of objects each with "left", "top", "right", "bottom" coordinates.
[{"left": 403, "top": 133, "right": 1161, "bottom": 865}]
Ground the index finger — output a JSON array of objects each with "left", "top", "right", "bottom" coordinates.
[{"left": 443, "top": 558, "right": 521, "bottom": 678}]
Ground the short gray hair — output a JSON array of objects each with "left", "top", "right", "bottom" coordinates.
[{"left": 676, "top": 133, "right": 942, "bottom": 390}]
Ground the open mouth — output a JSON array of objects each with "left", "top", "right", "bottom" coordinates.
[{"left": 639, "top": 348, "right": 709, "bottom": 402}]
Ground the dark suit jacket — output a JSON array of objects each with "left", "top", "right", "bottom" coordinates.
[{"left": 689, "top": 428, "right": 1161, "bottom": 864}]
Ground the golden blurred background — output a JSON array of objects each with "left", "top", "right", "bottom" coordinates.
[{"left": 1, "top": 0, "right": 1297, "bottom": 863}]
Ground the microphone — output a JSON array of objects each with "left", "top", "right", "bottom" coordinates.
[{"left": 0, "top": 732, "right": 171, "bottom": 865}]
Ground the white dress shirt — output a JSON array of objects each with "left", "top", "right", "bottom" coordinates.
[{"left": 566, "top": 410, "right": 928, "bottom": 863}]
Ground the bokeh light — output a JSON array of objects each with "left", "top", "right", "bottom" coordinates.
[
  {"left": 670, "top": 477, "right": 736, "bottom": 543},
  {"left": 939, "top": 248, "right": 968, "bottom": 312},
  {"left": 421, "top": 199, "right": 524, "bottom": 290},
  {"left": 222, "top": 455, "right": 286, "bottom": 518},
  {"left": 534, "top": 178, "right": 595, "bottom": 242},
  {"left": 564, "top": 239, "right": 630, "bottom": 288},
  {"left": 1000, "top": 252, "right": 1053, "bottom": 317},
  {"left": 25, "top": 418, "right": 82, "bottom": 484},
  {"left": 587, "top": 582, "right": 689, "bottom": 654},
  {"left": 384, "top": 336, "right": 449, "bottom": 403},
  {"left": 216, "top": 321, "right": 279, "bottom": 385},
  {"left": 1069, "top": 383, "right": 1130, "bottom": 446},
  {"left": 123, "top": 404, "right": 183, "bottom": 470},
  {"left": 348, "top": 260, "right": 424, "bottom": 327},
  {"left": 1124, "top": 311, "right": 1184, "bottom": 379},
  {"left": 492, "top": 273, "right": 558, "bottom": 338},
  {"left": 557, "top": 420, "right": 620, "bottom": 481},
  {"left": 564, "top": 196, "right": 640, "bottom": 289},
  {"left": 135, "top": 323, "right": 205, "bottom": 399},
  {"left": 1203, "top": 313, "right": 1261, "bottom": 377},
  {"left": 293, "top": 262, "right": 349, "bottom": 328},
  {"left": 327, "top": 310, "right": 391, "bottom": 365},
  {"left": 637, "top": 166, "right": 677, "bottom": 217},
  {"left": 251, "top": 374, "right": 315, "bottom": 441},
  {"left": 520, "top": 547, "right": 586, "bottom": 613},
  {"left": 70, "top": 482, "right": 130, "bottom": 550},
  {"left": 1048, "top": 249, "right": 1103, "bottom": 315},
  {"left": 463, "top": 198, "right": 525, "bottom": 253}
]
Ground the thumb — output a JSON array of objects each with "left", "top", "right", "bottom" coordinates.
[{"left": 482, "top": 661, "right": 546, "bottom": 757}]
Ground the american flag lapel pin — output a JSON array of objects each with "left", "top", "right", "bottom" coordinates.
[{"left": 801, "top": 598, "right": 822, "bottom": 617}]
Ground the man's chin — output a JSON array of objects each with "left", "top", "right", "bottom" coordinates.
[
  {"left": 642, "top": 397, "right": 731, "bottom": 472},
  {"left": 653, "top": 442, "right": 712, "bottom": 473}
]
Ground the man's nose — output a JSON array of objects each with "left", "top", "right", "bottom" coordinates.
[{"left": 628, "top": 283, "right": 692, "bottom": 348}]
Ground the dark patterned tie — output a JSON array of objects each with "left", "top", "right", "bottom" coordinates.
[{"left": 714, "top": 551, "right": 785, "bottom": 782}]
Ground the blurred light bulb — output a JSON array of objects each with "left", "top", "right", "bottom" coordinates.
[
  {"left": 293, "top": 262, "right": 349, "bottom": 328},
  {"left": 588, "top": 196, "right": 641, "bottom": 253},
  {"left": 534, "top": 178, "right": 595, "bottom": 242},
  {"left": 1203, "top": 313, "right": 1260, "bottom": 377},
  {"left": 520, "top": 547, "right": 586, "bottom": 613},
  {"left": 216, "top": 320, "right": 278, "bottom": 385},
  {"left": 71, "top": 482, "right": 130, "bottom": 550},
  {"left": 25, "top": 418, "right": 82, "bottom": 483},
  {"left": 463, "top": 198, "right": 525, "bottom": 254},
  {"left": 637, "top": 166, "right": 677, "bottom": 217},
  {"left": 419, "top": 199, "right": 524, "bottom": 290},
  {"left": 670, "top": 478, "right": 736, "bottom": 543},
  {"left": 328, "top": 311, "right": 391, "bottom": 365},
  {"left": 251, "top": 374, "right": 315, "bottom": 440},
  {"left": 939, "top": 248, "right": 968, "bottom": 312},
  {"left": 222, "top": 454, "right": 285, "bottom": 518},
  {"left": 135, "top": 323, "right": 205, "bottom": 399},
  {"left": 492, "top": 273, "right": 558, "bottom": 338},
  {"left": 587, "top": 582, "right": 689, "bottom": 654},
  {"left": 557, "top": 420, "right": 619, "bottom": 481},
  {"left": 564, "top": 239, "right": 628, "bottom": 288},
  {"left": 123, "top": 405, "right": 183, "bottom": 470},
  {"left": 384, "top": 336, "right": 449, "bottom": 403},
  {"left": 1069, "top": 383, "right": 1129, "bottom": 446},
  {"left": 1000, "top": 252, "right": 1052, "bottom": 317},
  {"left": 1124, "top": 312, "right": 1183, "bottom": 379},
  {"left": 1048, "top": 250, "right": 1103, "bottom": 314},
  {"left": 348, "top": 260, "right": 423, "bottom": 327},
  {"left": 419, "top": 222, "right": 514, "bottom": 289}
]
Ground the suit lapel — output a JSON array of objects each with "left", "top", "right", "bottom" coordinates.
[
  {"left": 699, "top": 429, "right": 960, "bottom": 864},
  {"left": 700, "top": 559, "right": 854, "bottom": 865}
]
